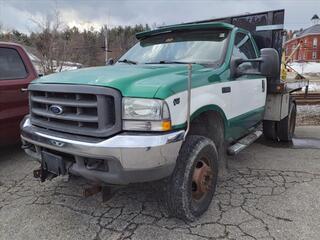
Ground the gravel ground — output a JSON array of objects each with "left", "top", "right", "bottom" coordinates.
[
  {"left": 297, "top": 105, "right": 320, "bottom": 126},
  {"left": 1, "top": 126, "right": 320, "bottom": 240}
]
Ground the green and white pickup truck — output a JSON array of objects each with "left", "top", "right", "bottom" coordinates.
[{"left": 21, "top": 10, "right": 300, "bottom": 220}]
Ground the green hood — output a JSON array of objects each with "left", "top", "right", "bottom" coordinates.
[{"left": 33, "top": 64, "right": 222, "bottom": 99}]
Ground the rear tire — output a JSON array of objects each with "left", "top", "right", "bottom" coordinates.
[
  {"left": 165, "top": 135, "right": 218, "bottom": 221},
  {"left": 278, "top": 100, "right": 296, "bottom": 141}
]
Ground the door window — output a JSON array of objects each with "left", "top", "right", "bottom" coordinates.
[
  {"left": 0, "top": 47, "right": 28, "bottom": 80},
  {"left": 232, "top": 32, "right": 258, "bottom": 71}
]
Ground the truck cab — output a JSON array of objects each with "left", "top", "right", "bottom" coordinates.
[
  {"left": 0, "top": 42, "right": 38, "bottom": 145},
  {"left": 21, "top": 10, "right": 296, "bottom": 221}
]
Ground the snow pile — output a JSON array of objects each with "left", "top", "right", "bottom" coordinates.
[
  {"left": 55, "top": 65, "right": 80, "bottom": 72},
  {"left": 307, "top": 82, "right": 320, "bottom": 91},
  {"left": 289, "top": 62, "right": 320, "bottom": 74},
  {"left": 302, "top": 82, "right": 320, "bottom": 92},
  {"left": 27, "top": 52, "right": 41, "bottom": 62}
]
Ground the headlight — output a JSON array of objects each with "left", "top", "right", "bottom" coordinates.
[{"left": 122, "top": 98, "right": 171, "bottom": 131}]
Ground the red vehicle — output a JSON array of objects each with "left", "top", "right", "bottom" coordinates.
[{"left": 0, "top": 42, "right": 38, "bottom": 145}]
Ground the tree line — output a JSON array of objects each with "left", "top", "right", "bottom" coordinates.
[{"left": 0, "top": 21, "right": 151, "bottom": 74}]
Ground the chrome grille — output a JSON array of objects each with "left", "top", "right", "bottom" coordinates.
[{"left": 29, "top": 84, "right": 121, "bottom": 137}]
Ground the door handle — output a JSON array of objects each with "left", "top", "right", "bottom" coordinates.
[
  {"left": 21, "top": 88, "right": 28, "bottom": 92},
  {"left": 222, "top": 86, "right": 231, "bottom": 93}
]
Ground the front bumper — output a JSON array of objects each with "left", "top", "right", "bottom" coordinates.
[{"left": 21, "top": 117, "right": 184, "bottom": 184}]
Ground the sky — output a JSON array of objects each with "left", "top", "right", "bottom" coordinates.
[{"left": 0, "top": 0, "right": 319, "bottom": 33}]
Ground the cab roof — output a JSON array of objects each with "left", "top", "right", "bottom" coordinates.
[{"left": 136, "top": 22, "right": 235, "bottom": 40}]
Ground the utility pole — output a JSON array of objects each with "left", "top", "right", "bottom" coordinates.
[
  {"left": 104, "top": 24, "right": 108, "bottom": 64},
  {"left": 104, "top": 12, "right": 111, "bottom": 65}
]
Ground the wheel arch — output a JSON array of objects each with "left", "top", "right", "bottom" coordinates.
[
  {"left": 187, "top": 105, "right": 227, "bottom": 152},
  {"left": 190, "top": 105, "right": 228, "bottom": 137}
]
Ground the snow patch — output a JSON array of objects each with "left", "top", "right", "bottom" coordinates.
[
  {"left": 289, "top": 62, "right": 320, "bottom": 74},
  {"left": 303, "top": 82, "right": 320, "bottom": 92}
]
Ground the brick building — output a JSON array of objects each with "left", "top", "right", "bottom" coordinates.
[{"left": 284, "top": 16, "right": 320, "bottom": 62}]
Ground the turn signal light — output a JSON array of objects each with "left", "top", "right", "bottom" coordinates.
[{"left": 162, "top": 120, "right": 172, "bottom": 131}]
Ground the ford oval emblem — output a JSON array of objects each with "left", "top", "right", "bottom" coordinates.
[{"left": 49, "top": 105, "right": 64, "bottom": 115}]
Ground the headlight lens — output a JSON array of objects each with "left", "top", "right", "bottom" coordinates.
[
  {"left": 122, "top": 98, "right": 171, "bottom": 131},
  {"left": 123, "top": 98, "right": 163, "bottom": 120}
]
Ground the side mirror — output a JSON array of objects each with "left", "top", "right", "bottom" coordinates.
[
  {"left": 106, "top": 58, "right": 114, "bottom": 65},
  {"left": 260, "top": 48, "right": 280, "bottom": 80},
  {"left": 230, "top": 58, "right": 259, "bottom": 78},
  {"left": 230, "top": 48, "right": 280, "bottom": 80},
  {"left": 230, "top": 58, "right": 244, "bottom": 79}
]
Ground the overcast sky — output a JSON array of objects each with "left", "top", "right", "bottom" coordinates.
[{"left": 0, "top": 0, "right": 319, "bottom": 33}]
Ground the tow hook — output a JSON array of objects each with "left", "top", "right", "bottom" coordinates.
[{"left": 33, "top": 168, "right": 57, "bottom": 182}]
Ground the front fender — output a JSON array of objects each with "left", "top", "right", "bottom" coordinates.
[{"left": 165, "top": 83, "right": 231, "bottom": 130}]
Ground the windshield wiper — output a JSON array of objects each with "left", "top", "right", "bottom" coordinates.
[
  {"left": 118, "top": 59, "right": 137, "bottom": 65},
  {"left": 145, "top": 60, "right": 197, "bottom": 64}
]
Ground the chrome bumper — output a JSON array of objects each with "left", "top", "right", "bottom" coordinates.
[{"left": 21, "top": 117, "right": 184, "bottom": 184}]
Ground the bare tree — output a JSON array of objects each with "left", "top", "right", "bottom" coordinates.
[
  {"left": 0, "top": 15, "right": 151, "bottom": 72},
  {"left": 30, "top": 9, "right": 71, "bottom": 74}
]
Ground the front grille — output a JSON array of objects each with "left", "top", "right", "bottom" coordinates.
[{"left": 29, "top": 84, "right": 122, "bottom": 137}]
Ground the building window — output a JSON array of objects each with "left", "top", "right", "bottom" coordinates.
[
  {"left": 313, "top": 38, "right": 318, "bottom": 48},
  {"left": 312, "top": 51, "right": 317, "bottom": 59}
]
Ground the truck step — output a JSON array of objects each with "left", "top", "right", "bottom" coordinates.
[{"left": 227, "top": 130, "right": 262, "bottom": 155}]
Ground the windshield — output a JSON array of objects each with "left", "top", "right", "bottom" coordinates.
[{"left": 118, "top": 29, "right": 230, "bottom": 66}]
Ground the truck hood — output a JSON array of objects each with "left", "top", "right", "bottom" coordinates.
[{"left": 32, "top": 64, "right": 207, "bottom": 98}]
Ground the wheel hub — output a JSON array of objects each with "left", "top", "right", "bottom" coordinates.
[{"left": 192, "top": 159, "right": 213, "bottom": 200}]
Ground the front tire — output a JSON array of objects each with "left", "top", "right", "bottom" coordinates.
[{"left": 165, "top": 135, "right": 218, "bottom": 221}]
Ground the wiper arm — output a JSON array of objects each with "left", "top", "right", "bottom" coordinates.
[
  {"left": 118, "top": 59, "right": 137, "bottom": 65},
  {"left": 145, "top": 60, "right": 197, "bottom": 64}
]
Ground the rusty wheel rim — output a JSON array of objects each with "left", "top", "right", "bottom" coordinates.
[{"left": 191, "top": 157, "right": 213, "bottom": 201}]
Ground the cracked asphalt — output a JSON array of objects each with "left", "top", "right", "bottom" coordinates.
[{"left": 1, "top": 126, "right": 320, "bottom": 240}]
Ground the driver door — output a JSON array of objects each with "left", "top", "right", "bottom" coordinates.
[{"left": 229, "top": 32, "right": 266, "bottom": 138}]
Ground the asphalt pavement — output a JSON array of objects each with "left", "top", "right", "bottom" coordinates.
[{"left": 1, "top": 126, "right": 320, "bottom": 240}]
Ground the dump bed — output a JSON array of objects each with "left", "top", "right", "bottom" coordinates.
[
  {"left": 184, "top": 10, "right": 309, "bottom": 93},
  {"left": 184, "top": 9, "right": 285, "bottom": 62}
]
